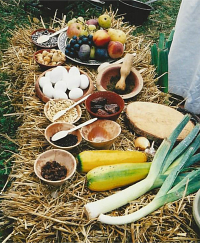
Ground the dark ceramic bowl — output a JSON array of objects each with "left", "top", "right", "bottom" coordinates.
[
  {"left": 118, "top": 0, "right": 153, "bottom": 26},
  {"left": 31, "top": 28, "right": 58, "bottom": 48},
  {"left": 85, "top": 91, "right": 124, "bottom": 121}
]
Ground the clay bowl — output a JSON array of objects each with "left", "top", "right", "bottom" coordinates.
[
  {"left": 34, "top": 49, "right": 66, "bottom": 70},
  {"left": 34, "top": 149, "right": 76, "bottom": 186},
  {"left": 45, "top": 122, "right": 82, "bottom": 150},
  {"left": 31, "top": 28, "right": 58, "bottom": 49},
  {"left": 85, "top": 91, "right": 124, "bottom": 121},
  {"left": 96, "top": 63, "right": 143, "bottom": 99},
  {"left": 80, "top": 119, "right": 121, "bottom": 149},
  {"left": 193, "top": 189, "right": 200, "bottom": 230},
  {"left": 44, "top": 98, "right": 82, "bottom": 123},
  {"left": 35, "top": 66, "right": 94, "bottom": 103}
]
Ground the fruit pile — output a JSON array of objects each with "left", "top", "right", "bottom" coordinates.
[{"left": 65, "top": 14, "right": 127, "bottom": 62}]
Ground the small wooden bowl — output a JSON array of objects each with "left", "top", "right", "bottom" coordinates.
[
  {"left": 34, "top": 149, "right": 76, "bottom": 186},
  {"left": 96, "top": 63, "right": 143, "bottom": 99},
  {"left": 80, "top": 119, "right": 121, "bottom": 149},
  {"left": 31, "top": 28, "right": 57, "bottom": 48},
  {"left": 45, "top": 122, "right": 82, "bottom": 150},
  {"left": 85, "top": 91, "right": 124, "bottom": 121},
  {"left": 34, "top": 49, "right": 66, "bottom": 70},
  {"left": 35, "top": 66, "right": 94, "bottom": 103},
  {"left": 44, "top": 98, "right": 82, "bottom": 123}
]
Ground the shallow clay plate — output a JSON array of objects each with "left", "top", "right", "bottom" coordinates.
[{"left": 96, "top": 63, "right": 143, "bottom": 99}]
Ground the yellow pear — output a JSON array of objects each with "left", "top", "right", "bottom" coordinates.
[{"left": 107, "top": 28, "right": 126, "bottom": 44}]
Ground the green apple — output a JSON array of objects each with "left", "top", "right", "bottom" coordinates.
[
  {"left": 98, "top": 14, "right": 111, "bottom": 29},
  {"left": 107, "top": 28, "right": 126, "bottom": 44}
]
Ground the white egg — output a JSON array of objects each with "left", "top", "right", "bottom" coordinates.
[
  {"left": 43, "top": 84, "right": 54, "bottom": 98},
  {"left": 54, "top": 81, "right": 68, "bottom": 92},
  {"left": 45, "top": 71, "right": 51, "bottom": 79},
  {"left": 67, "top": 74, "right": 81, "bottom": 90},
  {"left": 80, "top": 74, "right": 89, "bottom": 89},
  {"left": 69, "top": 66, "right": 80, "bottom": 76},
  {"left": 55, "top": 66, "right": 69, "bottom": 80},
  {"left": 69, "top": 87, "right": 83, "bottom": 100},
  {"left": 49, "top": 66, "right": 63, "bottom": 84},
  {"left": 39, "top": 76, "right": 51, "bottom": 89},
  {"left": 53, "top": 89, "right": 68, "bottom": 99}
]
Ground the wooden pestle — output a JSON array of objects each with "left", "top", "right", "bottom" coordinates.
[{"left": 115, "top": 53, "right": 134, "bottom": 91}]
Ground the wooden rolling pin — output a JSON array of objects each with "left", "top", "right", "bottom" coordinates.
[{"left": 115, "top": 53, "right": 134, "bottom": 91}]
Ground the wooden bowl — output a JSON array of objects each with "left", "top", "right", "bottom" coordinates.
[
  {"left": 35, "top": 66, "right": 94, "bottom": 103},
  {"left": 34, "top": 149, "right": 76, "bottom": 186},
  {"left": 34, "top": 49, "right": 66, "bottom": 70},
  {"left": 80, "top": 119, "right": 121, "bottom": 149},
  {"left": 44, "top": 98, "right": 82, "bottom": 123},
  {"left": 85, "top": 91, "right": 124, "bottom": 121},
  {"left": 31, "top": 28, "right": 58, "bottom": 48},
  {"left": 45, "top": 122, "right": 82, "bottom": 150},
  {"left": 96, "top": 63, "right": 143, "bottom": 99}
]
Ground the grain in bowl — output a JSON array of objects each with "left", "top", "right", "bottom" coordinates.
[{"left": 44, "top": 99, "right": 82, "bottom": 123}]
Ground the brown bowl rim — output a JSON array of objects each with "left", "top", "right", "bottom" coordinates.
[
  {"left": 85, "top": 90, "right": 124, "bottom": 119},
  {"left": 31, "top": 28, "right": 58, "bottom": 48},
  {"left": 45, "top": 122, "right": 82, "bottom": 149},
  {"left": 80, "top": 119, "right": 121, "bottom": 144},
  {"left": 33, "top": 49, "right": 66, "bottom": 69},
  {"left": 34, "top": 149, "right": 77, "bottom": 184},
  {"left": 44, "top": 98, "right": 82, "bottom": 123},
  {"left": 96, "top": 63, "right": 143, "bottom": 99}
]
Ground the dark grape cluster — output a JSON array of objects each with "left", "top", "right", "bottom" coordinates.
[{"left": 65, "top": 34, "right": 94, "bottom": 58}]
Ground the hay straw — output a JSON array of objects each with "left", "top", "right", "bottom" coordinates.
[{"left": 0, "top": 10, "right": 199, "bottom": 243}]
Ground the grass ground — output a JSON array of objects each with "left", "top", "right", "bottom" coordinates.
[{"left": 0, "top": 0, "right": 181, "bottom": 190}]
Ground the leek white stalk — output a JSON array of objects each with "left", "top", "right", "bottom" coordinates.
[{"left": 84, "top": 115, "right": 191, "bottom": 219}]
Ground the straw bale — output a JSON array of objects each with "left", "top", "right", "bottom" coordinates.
[{"left": 0, "top": 10, "right": 199, "bottom": 243}]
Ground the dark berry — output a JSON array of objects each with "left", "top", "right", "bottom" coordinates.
[
  {"left": 88, "top": 34, "right": 93, "bottom": 40},
  {"left": 70, "top": 39, "right": 77, "bottom": 46},
  {"left": 74, "top": 43, "right": 80, "bottom": 51},
  {"left": 72, "top": 36, "right": 78, "bottom": 40},
  {"left": 66, "top": 44, "right": 71, "bottom": 50},
  {"left": 78, "top": 39, "right": 83, "bottom": 45},
  {"left": 65, "top": 49, "right": 70, "bottom": 56},
  {"left": 82, "top": 37, "right": 88, "bottom": 44}
]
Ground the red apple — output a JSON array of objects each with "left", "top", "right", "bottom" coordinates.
[
  {"left": 108, "top": 41, "right": 124, "bottom": 59},
  {"left": 86, "top": 19, "right": 99, "bottom": 27},
  {"left": 93, "top": 30, "right": 111, "bottom": 47},
  {"left": 67, "top": 23, "right": 83, "bottom": 38}
]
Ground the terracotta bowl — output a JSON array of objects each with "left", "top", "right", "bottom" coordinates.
[
  {"left": 45, "top": 122, "right": 82, "bottom": 150},
  {"left": 85, "top": 91, "right": 124, "bottom": 121},
  {"left": 44, "top": 98, "right": 82, "bottom": 123},
  {"left": 80, "top": 119, "right": 121, "bottom": 149},
  {"left": 35, "top": 66, "right": 94, "bottom": 103},
  {"left": 34, "top": 149, "right": 76, "bottom": 186},
  {"left": 34, "top": 49, "right": 66, "bottom": 70},
  {"left": 193, "top": 189, "right": 200, "bottom": 230},
  {"left": 96, "top": 63, "right": 143, "bottom": 99},
  {"left": 31, "top": 28, "right": 57, "bottom": 48}
]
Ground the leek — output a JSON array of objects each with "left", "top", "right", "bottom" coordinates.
[
  {"left": 84, "top": 114, "right": 195, "bottom": 219},
  {"left": 98, "top": 134, "right": 200, "bottom": 225}
]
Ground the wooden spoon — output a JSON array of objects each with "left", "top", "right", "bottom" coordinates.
[{"left": 115, "top": 53, "right": 134, "bottom": 91}]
